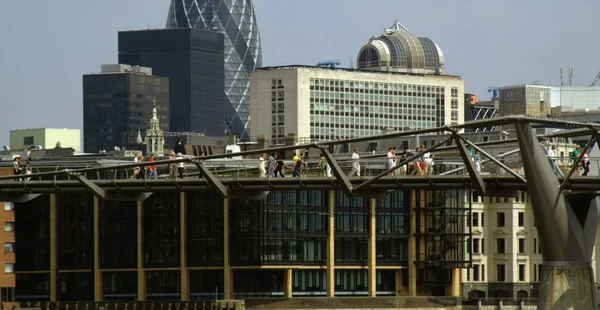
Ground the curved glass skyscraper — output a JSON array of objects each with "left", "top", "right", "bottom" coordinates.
[{"left": 166, "top": 0, "right": 262, "bottom": 140}]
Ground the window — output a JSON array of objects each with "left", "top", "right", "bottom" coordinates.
[
  {"left": 496, "top": 238, "right": 505, "bottom": 254},
  {"left": 518, "top": 212, "right": 524, "bottom": 227},
  {"left": 23, "top": 136, "right": 34, "bottom": 145},
  {"left": 481, "top": 264, "right": 485, "bottom": 281},
  {"left": 518, "top": 238, "right": 525, "bottom": 254},
  {"left": 4, "top": 222, "right": 14, "bottom": 232},
  {"left": 4, "top": 202, "right": 13, "bottom": 211},
  {"left": 519, "top": 264, "right": 526, "bottom": 281},
  {"left": 496, "top": 212, "right": 505, "bottom": 227},
  {"left": 481, "top": 238, "right": 485, "bottom": 254},
  {"left": 4, "top": 243, "right": 14, "bottom": 253},
  {"left": 473, "top": 264, "right": 480, "bottom": 281},
  {"left": 4, "top": 263, "right": 14, "bottom": 274},
  {"left": 496, "top": 264, "right": 506, "bottom": 282},
  {"left": 472, "top": 239, "right": 479, "bottom": 254},
  {"left": 472, "top": 212, "right": 479, "bottom": 227}
]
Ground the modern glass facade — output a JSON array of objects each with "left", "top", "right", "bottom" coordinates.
[
  {"left": 13, "top": 188, "right": 468, "bottom": 301},
  {"left": 119, "top": 29, "right": 224, "bottom": 134},
  {"left": 166, "top": 0, "right": 262, "bottom": 140},
  {"left": 83, "top": 73, "right": 170, "bottom": 153}
]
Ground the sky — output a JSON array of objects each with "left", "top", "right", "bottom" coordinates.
[{"left": 1, "top": 0, "right": 599, "bottom": 146}]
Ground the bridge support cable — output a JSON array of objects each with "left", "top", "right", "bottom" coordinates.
[
  {"left": 319, "top": 147, "right": 353, "bottom": 196},
  {"left": 354, "top": 136, "right": 452, "bottom": 192},
  {"left": 452, "top": 134, "right": 486, "bottom": 196},
  {"left": 560, "top": 133, "right": 597, "bottom": 191},
  {"left": 459, "top": 136, "right": 526, "bottom": 183},
  {"left": 69, "top": 173, "right": 106, "bottom": 200},
  {"left": 514, "top": 120, "right": 597, "bottom": 309},
  {"left": 194, "top": 161, "right": 228, "bottom": 199}
]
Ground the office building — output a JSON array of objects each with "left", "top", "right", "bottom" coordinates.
[
  {"left": 83, "top": 64, "right": 169, "bottom": 153},
  {"left": 462, "top": 193, "right": 600, "bottom": 300},
  {"left": 118, "top": 28, "right": 224, "bottom": 135},
  {"left": 10, "top": 128, "right": 81, "bottom": 152},
  {"left": 166, "top": 0, "right": 262, "bottom": 140},
  {"left": 250, "top": 66, "right": 464, "bottom": 145},
  {"left": 11, "top": 188, "right": 467, "bottom": 301}
]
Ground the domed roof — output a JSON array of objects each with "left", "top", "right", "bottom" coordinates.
[{"left": 357, "top": 21, "right": 445, "bottom": 75}]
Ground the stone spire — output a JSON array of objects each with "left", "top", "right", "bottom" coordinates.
[{"left": 145, "top": 97, "right": 165, "bottom": 156}]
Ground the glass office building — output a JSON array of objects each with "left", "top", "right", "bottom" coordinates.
[
  {"left": 166, "top": 0, "right": 263, "bottom": 140},
  {"left": 119, "top": 28, "right": 225, "bottom": 134},
  {"left": 13, "top": 188, "right": 470, "bottom": 301}
]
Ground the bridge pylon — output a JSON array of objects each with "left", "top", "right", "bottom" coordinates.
[{"left": 515, "top": 120, "right": 599, "bottom": 309}]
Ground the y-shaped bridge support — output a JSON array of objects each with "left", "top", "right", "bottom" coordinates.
[{"left": 515, "top": 121, "right": 598, "bottom": 309}]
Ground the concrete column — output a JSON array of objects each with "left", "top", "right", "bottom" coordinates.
[
  {"left": 539, "top": 264, "right": 596, "bottom": 309},
  {"left": 180, "top": 193, "right": 189, "bottom": 300},
  {"left": 408, "top": 190, "right": 417, "bottom": 296},
  {"left": 137, "top": 201, "right": 146, "bottom": 301},
  {"left": 327, "top": 190, "right": 335, "bottom": 297},
  {"left": 284, "top": 269, "right": 293, "bottom": 298},
  {"left": 49, "top": 194, "right": 57, "bottom": 302},
  {"left": 368, "top": 198, "right": 377, "bottom": 297},
  {"left": 93, "top": 197, "right": 102, "bottom": 301},
  {"left": 223, "top": 198, "right": 232, "bottom": 300}
]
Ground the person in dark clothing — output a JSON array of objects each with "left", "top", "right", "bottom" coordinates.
[{"left": 274, "top": 152, "right": 285, "bottom": 177}]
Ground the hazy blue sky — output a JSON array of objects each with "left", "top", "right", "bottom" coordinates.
[{"left": 1, "top": 0, "right": 599, "bottom": 146}]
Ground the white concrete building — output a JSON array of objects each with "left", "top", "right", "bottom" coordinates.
[
  {"left": 250, "top": 66, "right": 464, "bottom": 145},
  {"left": 9, "top": 128, "right": 81, "bottom": 152},
  {"left": 462, "top": 193, "right": 600, "bottom": 299}
]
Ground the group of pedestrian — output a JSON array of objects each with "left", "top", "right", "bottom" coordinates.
[
  {"left": 131, "top": 152, "right": 186, "bottom": 179},
  {"left": 12, "top": 155, "right": 32, "bottom": 180},
  {"left": 386, "top": 145, "right": 435, "bottom": 176},
  {"left": 258, "top": 152, "right": 285, "bottom": 177},
  {"left": 547, "top": 144, "right": 591, "bottom": 176}
]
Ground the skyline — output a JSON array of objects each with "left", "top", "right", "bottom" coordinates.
[{"left": 1, "top": 0, "right": 599, "bottom": 146}]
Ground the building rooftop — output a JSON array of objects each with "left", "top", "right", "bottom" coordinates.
[{"left": 256, "top": 65, "right": 461, "bottom": 79}]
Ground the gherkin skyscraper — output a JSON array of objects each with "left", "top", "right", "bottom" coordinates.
[{"left": 167, "top": 0, "right": 262, "bottom": 140}]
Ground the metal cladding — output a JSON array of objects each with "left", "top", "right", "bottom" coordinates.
[
  {"left": 166, "top": 0, "right": 262, "bottom": 140},
  {"left": 514, "top": 121, "right": 587, "bottom": 262},
  {"left": 357, "top": 21, "right": 445, "bottom": 74}
]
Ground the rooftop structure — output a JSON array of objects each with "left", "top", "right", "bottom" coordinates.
[{"left": 357, "top": 21, "right": 445, "bottom": 75}]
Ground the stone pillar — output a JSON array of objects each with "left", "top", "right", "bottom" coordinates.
[
  {"left": 137, "top": 201, "right": 146, "bottom": 301},
  {"left": 180, "top": 193, "right": 189, "bottom": 300},
  {"left": 49, "top": 194, "right": 57, "bottom": 302},
  {"left": 93, "top": 197, "right": 102, "bottom": 301},
  {"left": 223, "top": 198, "right": 232, "bottom": 299},
  {"left": 327, "top": 190, "right": 335, "bottom": 297},
  {"left": 368, "top": 198, "right": 377, "bottom": 297}
]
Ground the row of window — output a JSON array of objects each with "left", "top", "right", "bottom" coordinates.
[
  {"left": 467, "top": 263, "right": 541, "bottom": 282},
  {"left": 470, "top": 211, "right": 526, "bottom": 228},
  {"left": 309, "top": 78, "right": 453, "bottom": 94},
  {"left": 469, "top": 237, "right": 539, "bottom": 255}
]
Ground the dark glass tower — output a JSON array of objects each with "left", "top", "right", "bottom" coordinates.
[{"left": 166, "top": 0, "right": 262, "bottom": 140}]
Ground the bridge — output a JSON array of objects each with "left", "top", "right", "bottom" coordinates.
[{"left": 2, "top": 115, "right": 600, "bottom": 308}]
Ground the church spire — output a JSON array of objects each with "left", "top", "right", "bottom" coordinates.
[
  {"left": 152, "top": 97, "right": 158, "bottom": 121},
  {"left": 145, "top": 97, "right": 165, "bottom": 156}
]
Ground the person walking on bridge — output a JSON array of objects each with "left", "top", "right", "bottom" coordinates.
[{"left": 348, "top": 148, "right": 361, "bottom": 176}]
